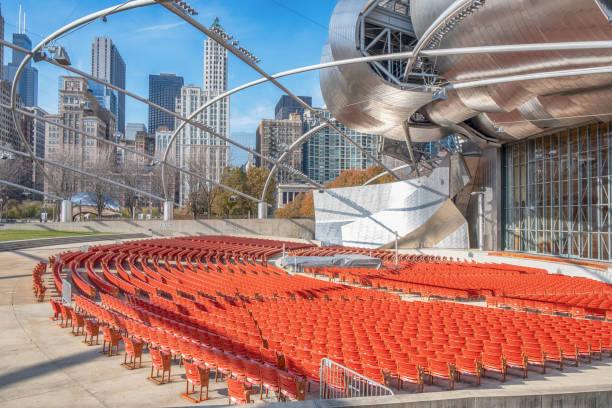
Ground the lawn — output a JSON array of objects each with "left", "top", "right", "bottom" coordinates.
[{"left": 0, "top": 229, "right": 107, "bottom": 242}]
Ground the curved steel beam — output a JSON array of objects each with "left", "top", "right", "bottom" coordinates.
[
  {"left": 403, "top": 0, "right": 476, "bottom": 78},
  {"left": 10, "top": 0, "right": 158, "bottom": 199},
  {"left": 363, "top": 164, "right": 411, "bottom": 186},
  {"left": 260, "top": 123, "right": 329, "bottom": 201},
  {"left": 0, "top": 179, "right": 63, "bottom": 200},
  {"left": 0, "top": 144, "right": 173, "bottom": 204},
  {"left": 160, "top": 2, "right": 402, "bottom": 191},
  {"left": 448, "top": 64, "right": 612, "bottom": 89},
  {"left": 1, "top": 103, "right": 265, "bottom": 207},
  {"left": 158, "top": 37, "right": 612, "bottom": 199}
]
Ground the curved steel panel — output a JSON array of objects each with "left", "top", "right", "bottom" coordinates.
[
  {"left": 320, "top": 0, "right": 435, "bottom": 141},
  {"left": 323, "top": 0, "right": 612, "bottom": 142},
  {"left": 421, "top": 0, "right": 612, "bottom": 137}
]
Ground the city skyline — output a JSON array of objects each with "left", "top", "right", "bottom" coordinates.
[{"left": 2, "top": 1, "right": 335, "bottom": 164}]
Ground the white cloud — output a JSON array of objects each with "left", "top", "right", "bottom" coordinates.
[
  {"left": 231, "top": 104, "right": 273, "bottom": 132},
  {"left": 135, "top": 21, "right": 186, "bottom": 33}
]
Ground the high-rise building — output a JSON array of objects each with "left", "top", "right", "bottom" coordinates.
[
  {"left": 3, "top": 7, "right": 38, "bottom": 107},
  {"left": 148, "top": 73, "right": 184, "bottom": 133},
  {"left": 44, "top": 76, "right": 116, "bottom": 197},
  {"left": 91, "top": 37, "right": 126, "bottom": 134},
  {"left": 175, "top": 18, "right": 230, "bottom": 205},
  {"left": 302, "top": 108, "right": 381, "bottom": 184},
  {"left": 0, "top": 5, "right": 4, "bottom": 71},
  {"left": 256, "top": 113, "right": 303, "bottom": 184},
  {"left": 88, "top": 80, "right": 118, "bottom": 135},
  {"left": 176, "top": 85, "right": 230, "bottom": 205},
  {"left": 203, "top": 18, "right": 227, "bottom": 94},
  {"left": 274, "top": 95, "right": 312, "bottom": 120},
  {"left": 22, "top": 106, "right": 47, "bottom": 191},
  {"left": 125, "top": 123, "right": 147, "bottom": 142}
]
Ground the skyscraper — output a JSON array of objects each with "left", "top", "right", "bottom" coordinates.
[
  {"left": 256, "top": 113, "right": 303, "bottom": 184},
  {"left": 203, "top": 17, "right": 227, "bottom": 94},
  {"left": 274, "top": 95, "right": 312, "bottom": 120},
  {"left": 0, "top": 5, "right": 4, "bottom": 70},
  {"left": 175, "top": 18, "right": 230, "bottom": 205},
  {"left": 3, "top": 7, "right": 38, "bottom": 107},
  {"left": 22, "top": 106, "right": 47, "bottom": 190},
  {"left": 148, "top": 73, "right": 184, "bottom": 133},
  {"left": 302, "top": 108, "right": 381, "bottom": 184},
  {"left": 125, "top": 123, "right": 147, "bottom": 142},
  {"left": 91, "top": 37, "right": 126, "bottom": 134}
]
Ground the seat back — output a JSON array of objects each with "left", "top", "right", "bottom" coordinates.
[
  {"left": 429, "top": 360, "right": 451, "bottom": 377},
  {"left": 261, "top": 365, "right": 279, "bottom": 384},
  {"left": 123, "top": 336, "right": 134, "bottom": 355},
  {"left": 227, "top": 377, "right": 249, "bottom": 403},
  {"left": 151, "top": 348, "right": 163, "bottom": 369}
]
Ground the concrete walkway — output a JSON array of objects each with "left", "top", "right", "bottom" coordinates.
[{"left": 0, "top": 242, "right": 281, "bottom": 407}]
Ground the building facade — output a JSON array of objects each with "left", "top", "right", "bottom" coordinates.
[
  {"left": 44, "top": 76, "right": 116, "bottom": 197},
  {"left": 274, "top": 95, "right": 312, "bottom": 120},
  {"left": 502, "top": 122, "right": 612, "bottom": 261},
  {"left": 256, "top": 113, "right": 303, "bottom": 184},
  {"left": 0, "top": 80, "right": 22, "bottom": 149},
  {"left": 175, "top": 86, "right": 229, "bottom": 205},
  {"left": 91, "top": 37, "right": 126, "bottom": 134},
  {"left": 302, "top": 108, "right": 381, "bottom": 184},
  {"left": 148, "top": 73, "right": 183, "bottom": 133},
  {"left": 125, "top": 123, "right": 146, "bottom": 142}
]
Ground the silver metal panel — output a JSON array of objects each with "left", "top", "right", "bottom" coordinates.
[
  {"left": 323, "top": 0, "right": 612, "bottom": 142},
  {"left": 433, "top": 221, "right": 469, "bottom": 248},
  {"left": 419, "top": 0, "right": 612, "bottom": 137},
  {"left": 320, "top": 0, "right": 435, "bottom": 141}
]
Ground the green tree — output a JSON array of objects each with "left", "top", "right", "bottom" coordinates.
[
  {"left": 210, "top": 166, "right": 276, "bottom": 218},
  {"left": 243, "top": 166, "right": 276, "bottom": 217}
]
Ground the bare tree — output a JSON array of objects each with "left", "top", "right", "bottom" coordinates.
[
  {"left": 184, "top": 148, "right": 215, "bottom": 219},
  {"left": 86, "top": 147, "right": 116, "bottom": 218},
  {"left": 0, "top": 150, "right": 23, "bottom": 198},
  {"left": 45, "top": 147, "right": 79, "bottom": 199}
]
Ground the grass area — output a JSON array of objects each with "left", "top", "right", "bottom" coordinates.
[{"left": 0, "top": 229, "right": 108, "bottom": 242}]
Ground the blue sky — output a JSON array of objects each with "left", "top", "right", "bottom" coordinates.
[{"left": 3, "top": 0, "right": 337, "bottom": 165}]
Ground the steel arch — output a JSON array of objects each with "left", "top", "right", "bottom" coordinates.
[
  {"left": 260, "top": 123, "right": 329, "bottom": 202},
  {"left": 0, "top": 179, "right": 63, "bottom": 201},
  {"left": 0, "top": 102, "right": 264, "bottom": 207}
]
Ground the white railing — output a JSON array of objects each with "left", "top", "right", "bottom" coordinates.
[{"left": 319, "top": 358, "right": 394, "bottom": 399}]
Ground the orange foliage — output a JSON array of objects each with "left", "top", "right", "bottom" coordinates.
[{"left": 275, "top": 165, "right": 395, "bottom": 218}]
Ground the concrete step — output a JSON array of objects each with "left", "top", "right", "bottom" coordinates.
[{"left": 0, "top": 233, "right": 148, "bottom": 252}]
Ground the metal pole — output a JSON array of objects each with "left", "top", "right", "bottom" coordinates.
[
  {"left": 479, "top": 191, "right": 485, "bottom": 251},
  {"left": 395, "top": 231, "right": 399, "bottom": 268},
  {"left": 471, "top": 190, "right": 485, "bottom": 251}
]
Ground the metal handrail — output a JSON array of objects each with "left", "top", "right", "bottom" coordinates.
[{"left": 319, "top": 357, "right": 394, "bottom": 399}]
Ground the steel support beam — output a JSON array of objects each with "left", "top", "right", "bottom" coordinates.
[
  {"left": 2, "top": 102, "right": 263, "bottom": 207},
  {"left": 260, "top": 123, "right": 329, "bottom": 202},
  {"left": 403, "top": 0, "right": 476, "bottom": 78},
  {"left": 159, "top": 1, "right": 402, "bottom": 184},
  {"left": 0, "top": 179, "right": 63, "bottom": 200},
  {"left": 9, "top": 0, "right": 158, "bottom": 201},
  {"left": 0, "top": 144, "right": 171, "bottom": 204}
]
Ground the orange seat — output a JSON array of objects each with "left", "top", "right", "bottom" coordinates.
[
  {"left": 149, "top": 348, "right": 172, "bottom": 384},
  {"left": 181, "top": 361, "right": 210, "bottom": 402},
  {"left": 428, "top": 359, "right": 455, "bottom": 390}
]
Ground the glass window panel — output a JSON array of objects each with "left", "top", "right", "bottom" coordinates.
[
  {"left": 601, "top": 234, "right": 609, "bottom": 260},
  {"left": 561, "top": 131, "right": 568, "bottom": 155}
]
